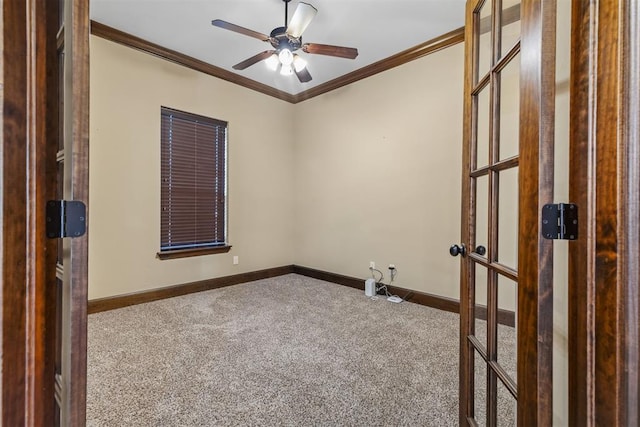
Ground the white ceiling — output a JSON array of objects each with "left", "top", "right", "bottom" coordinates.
[{"left": 90, "top": 0, "right": 466, "bottom": 95}]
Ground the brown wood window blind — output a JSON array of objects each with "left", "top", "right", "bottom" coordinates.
[{"left": 160, "top": 107, "right": 227, "bottom": 253}]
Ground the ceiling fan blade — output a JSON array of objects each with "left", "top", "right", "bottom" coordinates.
[
  {"left": 211, "top": 19, "right": 271, "bottom": 42},
  {"left": 295, "top": 67, "right": 312, "bottom": 83},
  {"left": 232, "top": 50, "right": 276, "bottom": 70},
  {"left": 286, "top": 2, "right": 317, "bottom": 38},
  {"left": 302, "top": 43, "right": 358, "bottom": 59}
]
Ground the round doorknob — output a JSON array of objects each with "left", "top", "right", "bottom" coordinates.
[
  {"left": 449, "top": 244, "right": 466, "bottom": 257},
  {"left": 475, "top": 245, "right": 487, "bottom": 256}
]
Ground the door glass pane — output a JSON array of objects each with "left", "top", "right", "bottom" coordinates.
[
  {"left": 497, "top": 275, "right": 517, "bottom": 383},
  {"left": 474, "top": 350, "right": 487, "bottom": 426},
  {"left": 58, "top": 51, "right": 65, "bottom": 151},
  {"left": 499, "top": 54, "right": 520, "bottom": 160},
  {"left": 500, "top": 0, "right": 521, "bottom": 57},
  {"left": 476, "top": 85, "right": 491, "bottom": 169},
  {"left": 57, "top": 162, "right": 64, "bottom": 265},
  {"left": 497, "top": 378, "right": 517, "bottom": 426},
  {"left": 476, "top": 174, "right": 489, "bottom": 254},
  {"left": 59, "top": 0, "right": 64, "bottom": 27},
  {"left": 477, "top": 0, "right": 493, "bottom": 80},
  {"left": 497, "top": 167, "right": 518, "bottom": 269},
  {"left": 56, "top": 277, "right": 63, "bottom": 375},
  {"left": 475, "top": 264, "right": 489, "bottom": 349}
]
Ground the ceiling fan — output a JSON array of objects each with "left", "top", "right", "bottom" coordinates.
[{"left": 211, "top": 0, "right": 359, "bottom": 83}]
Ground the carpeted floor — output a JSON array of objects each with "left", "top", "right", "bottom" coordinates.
[{"left": 87, "top": 274, "right": 515, "bottom": 426}]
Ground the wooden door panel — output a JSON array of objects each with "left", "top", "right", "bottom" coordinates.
[
  {"left": 460, "top": 0, "right": 555, "bottom": 425},
  {"left": 57, "top": 0, "right": 90, "bottom": 424},
  {"left": 516, "top": 0, "right": 556, "bottom": 423}
]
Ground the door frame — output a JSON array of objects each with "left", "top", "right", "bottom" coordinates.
[
  {"left": 2, "top": 0, "right": 90, "bottom": 425},
  {"left": 568, "top": 0, "right": 640, "bottom": 425},
  {"left": 2, "top": 0, "right": 639, "bottom": 424},
  {"left": 2, "top": 0, "right": 58, "bottom": 424}
]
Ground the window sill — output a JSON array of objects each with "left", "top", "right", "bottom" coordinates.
[{"left": 157, "top": 245, "right": 232, "bottom": 260}]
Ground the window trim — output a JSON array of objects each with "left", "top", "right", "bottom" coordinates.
[{"left": 156, "top": 245, "right": 232, "bottom": 260}]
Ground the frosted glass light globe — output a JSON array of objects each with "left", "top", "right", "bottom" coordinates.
[{"left": 278, "top": 49, "right": 294, "bottom": 66}]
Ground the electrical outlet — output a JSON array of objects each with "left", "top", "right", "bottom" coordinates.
[
  {"left": 369, "top": 261, "right": 375, "bottom": 269},
  {"left": 233, "top": 256, "right": 239, "bottom": 265},
  {"left": 389, "top": 264, "right": 396, "bottom": 269}
]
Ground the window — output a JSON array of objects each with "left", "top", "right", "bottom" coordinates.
[{"left": 158, "top": 107, "right": 229, "bottom": 259}]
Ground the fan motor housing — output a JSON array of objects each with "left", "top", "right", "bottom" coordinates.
[{"left": 269, "top": 26, "right": 301, "bottom": 51}]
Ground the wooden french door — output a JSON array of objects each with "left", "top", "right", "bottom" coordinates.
[
  {"left": 457, "top": 0, "right": 556, "bottom": 425},
  {"left": 55, "top": 0, "right": 90, "bottom": 425},
  {"left": 1, "top": 0, "right": 89, "bottom": 425}
]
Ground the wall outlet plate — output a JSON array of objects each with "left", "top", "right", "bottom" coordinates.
[
  {"left": 233, "top": 256, "right": 239, "bottom": 265},
  {"left": 369, "top": 261, "right": 375, "bottom": 269}
]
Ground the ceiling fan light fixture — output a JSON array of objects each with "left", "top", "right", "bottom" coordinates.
[
  {"left": 278, "top": 48, "right": 294, "bottom": 66},
  {"left": 293, "top": 55, "right": 307, "bottom": 72},
  {"left": 265, "top": 53, "right": 279, "bottom": 71},
  {"left": 280, "top": 63, "right": 294, "bottom": 76},
  {"left": 212, "top": 0, "right": 359, "bottom": 83}
]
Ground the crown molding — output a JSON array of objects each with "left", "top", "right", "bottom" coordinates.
[
  {"left": 292, "top": 27, "right": 464, "bottom": 103},
  {"left": 90, "top": 20, "right": 464, "bottom": 104},
  {"left": 90, "top": 21, "right": 297, "bottom": 103}
]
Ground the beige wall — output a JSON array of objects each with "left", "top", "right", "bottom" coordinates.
[
  {"left": 90, "top": 37, "right": 465, "bottom": 301},
  {"left": 89, "top": 36, "right": 295, "bottom": 299},
  {"left": 293, "top": 44, "right": 464, "bottom": 299}
]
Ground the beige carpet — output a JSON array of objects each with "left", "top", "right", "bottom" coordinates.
[{"left": 87, "top": 274, "right": 515, "bottom": 426}]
